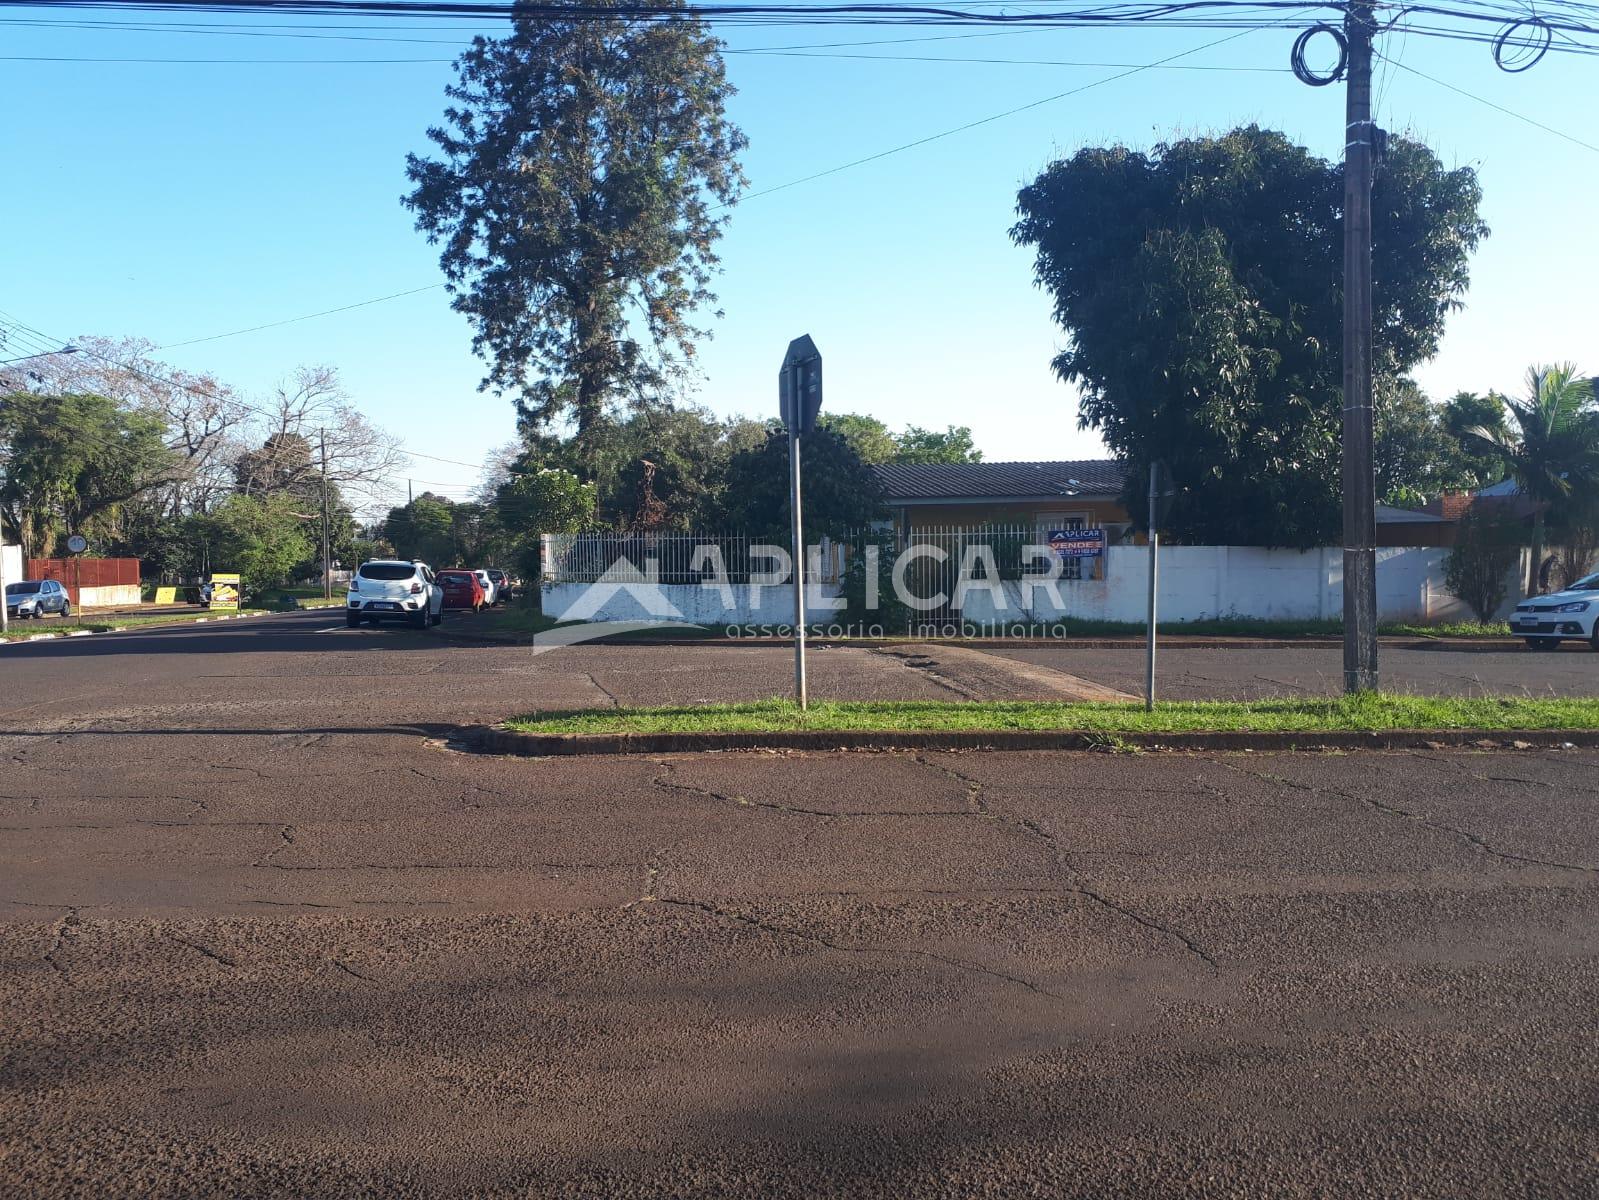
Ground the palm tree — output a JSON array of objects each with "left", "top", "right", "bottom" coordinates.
[{"left": 1467, "top": 363, "right": 1599, "bottom": 594}]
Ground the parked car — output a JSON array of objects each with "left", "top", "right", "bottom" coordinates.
[
  {"left": 1512, "top": 572, "right": 1599, "bottom": 650},
  {"left": 486, "top": 568, "right": 513, "bottom": 603},
  {"left": 436, "top": 569, "right": 487, "bottom": 613},
  {"left": 473, "top": 569, "right": 500, "bottom": 606},
  {"left": 5, "top": 579, "right": 71, "bottom": 620},
  {"left": 346, "top": 560, "right": 443, "bottom": 629}
]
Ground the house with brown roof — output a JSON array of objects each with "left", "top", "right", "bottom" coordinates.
[
  {"left": 875, "top": 459, "right": 1461, "bottom": 546},
  {"left": 874, "top": 460, "right": 1135, "bottom": 540}
]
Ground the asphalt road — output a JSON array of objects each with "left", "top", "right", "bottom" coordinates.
[{"left": 3, "top": 611, "right": 1598, "bottom": 1196}]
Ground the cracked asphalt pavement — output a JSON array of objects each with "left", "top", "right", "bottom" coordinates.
[{"left": 3, "top": 610, "right": 1598, "bottom": 1196}]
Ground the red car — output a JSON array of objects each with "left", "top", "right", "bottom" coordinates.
[{"left": 436, "top": 569, "right": 487, "bottom": 613}]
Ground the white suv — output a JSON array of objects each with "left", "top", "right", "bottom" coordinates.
[
  {"left": 1512, "top": 572, "right": 1599, "bottom": 650},
  {"left": 346, "top": 560, "right": 443, "bottom": 629}
]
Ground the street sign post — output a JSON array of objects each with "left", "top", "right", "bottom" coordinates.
[
  {"left": 779, "top": 335, "right": 823, "bottom": 710},
  {"left": 1145, "top": 462, "right": 1175, "bottom": 712}
]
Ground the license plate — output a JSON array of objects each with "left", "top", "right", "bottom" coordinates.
[{"left": 372, "top": 602, "right": 398, "bottom": 611}]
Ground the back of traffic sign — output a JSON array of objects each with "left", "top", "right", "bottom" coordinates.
[{"left": 779, "top": 334, "right": 823, "bottom": 434}]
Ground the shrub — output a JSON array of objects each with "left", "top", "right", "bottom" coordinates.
[{"left": 1445, "top": 506, "right": 1521, "bottom": 621}]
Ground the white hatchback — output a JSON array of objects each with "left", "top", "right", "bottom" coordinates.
[
  {"left": 346, "top": 560, "right": 443, "bottom": 629},
  {"left": 1511, "top": 572, "right": 1599, "bottom": 650}
]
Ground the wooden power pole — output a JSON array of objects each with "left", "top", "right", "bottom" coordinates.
[
  {"left": 1341, "top": 1, "right": 1380, "bottom": 693},
  {"left": 319, "top": 428, "right": 333, "bottom": 602}
]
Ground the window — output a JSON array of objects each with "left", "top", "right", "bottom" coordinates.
[
  {"left": 6, "top": 582, "right": 41, "bottom": 596},
  {"left": 359, "top": 563, "right": 418, "bottom": 581}
]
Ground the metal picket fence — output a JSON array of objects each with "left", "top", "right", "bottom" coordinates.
[
  {"left": 541, "top": 526, "right": 1116, "bottom": 629},
  {"left": 541, "top": 531, "right": 846, "bottom": 586}
]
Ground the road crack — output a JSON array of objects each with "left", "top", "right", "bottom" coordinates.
[
  {"left": 582, "top": 671, "right": 622, "bottom": 709},
  {"left": 43, "top": 907, "right": 80, "bottom": 980},
  {"left": 909, "top": 755, "right": 1218, "bottom": 972},
  {"left": 1213, "top": 758, "right": 1599, "bottom": 876},
  {"left": 654, "top": 896, "right": 1067, "bottom": 1001},
  {"left": 167, "top": 932, "right": 238, "bottom": 968},
  {"left": 651, "top": 759, "right": 977, "bottom": 819}
]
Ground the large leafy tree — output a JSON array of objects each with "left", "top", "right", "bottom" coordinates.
[
  {"left": 1465, "top": 363, "right": 1599, "bottom": 593},
  {"left": 1442, "top": 391, "right": 1511, "bottom": 489},
  {"left": 187, "top": 493, "right": 316, "bottom": 594},
  {"left": 821, "top": 414, "right": 983, "bottom": 467},
  {"left": 404, "top": 1, "right": 746, "bottom": 473},
  {"left": 0, "top": 391, "right": 181, "bottom": 557},
  {"left": 382, "top": 494, "right": 459, "bottom": 565},
  {"left": 1013, "top": 125, "right": 1486, "bottom": 546},
  {"left": 721, "top": 423, "right": 884, "bottom": 539},
  {"left": 1374, "top": 378, "right": 1474, "bottom": 507}
]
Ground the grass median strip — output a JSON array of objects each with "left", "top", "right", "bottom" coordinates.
[{"left": 505, "top": 694, "right": 1599, "bottom": 737}]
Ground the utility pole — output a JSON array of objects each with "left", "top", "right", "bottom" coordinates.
[
  {"left": 319, "top": 428, "right": 332, "bottom": 602},
  {"left": 1341, "top": 0, "right": 1380, "bottom": 693}
]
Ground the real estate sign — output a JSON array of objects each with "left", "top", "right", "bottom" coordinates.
[
  {"left": 208, "top": 572, "right": 241, "bottom": 611},
  {"left": 1049, "top": 529, "right": 1106, "bottom": 559}
]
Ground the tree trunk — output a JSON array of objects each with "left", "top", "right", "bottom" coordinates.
[{"left": 1528, "top": 508, "right": 1545, "bottom": 596}]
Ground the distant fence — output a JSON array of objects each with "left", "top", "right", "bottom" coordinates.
[{"left": 27, "top": 557, "right": 141, "bottom": 605}]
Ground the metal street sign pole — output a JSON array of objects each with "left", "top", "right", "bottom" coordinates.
[
  {"left": 1145, "top": 462, "right": 1159, "bottom": 712},
  {"left": 779, "top": 335, "right": 823, "bottom": 712},
  {"left": 789, "top": 423, "right": 807, "bottom": 710}
]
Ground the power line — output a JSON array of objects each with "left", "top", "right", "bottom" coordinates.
[
  {"left": 156, "top": 284, "right": 444, "bottom": 347},
  {"left": 722, "top": 20, "right": 1288, "bottom": 206},
  {"left": 1, "top": 0, "right": 1595, "bottom": 44},
  {"left": 1375, "top": 50, "right": 1599, "bottom": 153}
]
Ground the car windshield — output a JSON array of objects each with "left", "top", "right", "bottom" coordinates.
[
  {"left": 1568, "top": 573, "right": 1599, "bottom": 592},
  {"left": 359, "top": 564, "right": 417, "bottom": 581},
  {"left": 439, "top": 572, "right": 470, "bottom": 583},
  {"left": 6, "top": 582, "right": 42, "bottom": 596}
]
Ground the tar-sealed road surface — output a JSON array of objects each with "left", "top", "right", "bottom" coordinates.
[{"left": 3, "top": 611, "right": 1597, "bottom": 1196}]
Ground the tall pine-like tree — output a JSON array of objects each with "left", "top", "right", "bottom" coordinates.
[{"left": 405, "top": 1, "right": 746, "bottom": 475}]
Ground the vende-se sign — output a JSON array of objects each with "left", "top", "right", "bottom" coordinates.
[{"left": 1049, "top": 529, "right": 1106, "bottom": 559}]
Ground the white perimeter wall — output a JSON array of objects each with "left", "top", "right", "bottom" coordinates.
[{"left": 542, "top": 545, "right": 1522, "bottom": 626}]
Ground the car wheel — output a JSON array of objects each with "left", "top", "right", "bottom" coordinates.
[
  {"left": 431, "top": 604, "right": 442, "bottom": 626},
  {"left": 1525, "top": 637, "right": 1558, "bottom": 651},
  {"left": 346, "top": 611, "right": 361, "bottom": 628},
  {"left": 60, "top": 602, "right": 71, "bottom": 619}
]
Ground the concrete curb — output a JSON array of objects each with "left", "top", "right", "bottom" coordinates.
[{"left": 469, "top": 724, "right": 1599, "bottom": 758}]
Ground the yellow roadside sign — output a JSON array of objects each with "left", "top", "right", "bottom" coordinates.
[
  {"left": 154, "top": 586, "right": 177, "bottom": 605},
  {"left": 208, "top": 572, "right": 241, "bottom": 612}
]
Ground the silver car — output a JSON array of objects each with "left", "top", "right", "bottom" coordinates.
[{"left": 6, "top": 579, "right": 72, "bottom": 620}]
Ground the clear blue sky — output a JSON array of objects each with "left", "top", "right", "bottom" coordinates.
[{"left": 2, "top": 7, "right": 1594, "bottom": 513}]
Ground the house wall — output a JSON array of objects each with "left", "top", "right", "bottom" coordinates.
[
  {"left": 958, "top": 546, "right": 1497, "bottom": 624},
  {"left": 543, "top": 545, "right": 1520, "bottom": 626}
]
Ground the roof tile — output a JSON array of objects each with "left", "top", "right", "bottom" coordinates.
[{"left": 874, "top": 460, "right": 1127, "bottom": 502}]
